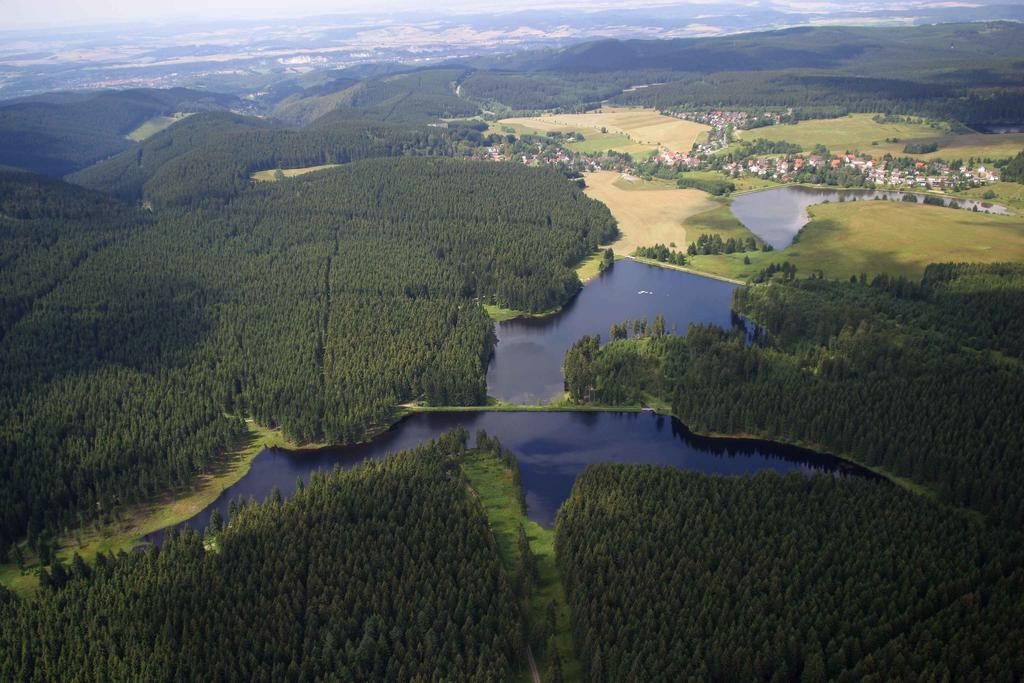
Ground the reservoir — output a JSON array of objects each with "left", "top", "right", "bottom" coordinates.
[
  {"left": 146, "top": 410, "right": 874, "bottom": 544},
  {"left": 145, "top": 260, "right": 875, "bottom": 545},
  {"left": 731, "top": 186, "right": 1008, "bottom": 249},
  {"left": 487, "top": 258, "right": 737, "bottom": 403}
]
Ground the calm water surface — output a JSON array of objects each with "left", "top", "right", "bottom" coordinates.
[
  {"left": 731, "top": 186, "right": 1007, "bottom": 250},
  {"left": 487, "top": 259, "right": 737, "bottom": 403},
  {"left": 146, "top": 411, "right": 875, "bottom": 543},
  {"left": 144, "top": 260, "right": 877, "bottom": 545}
]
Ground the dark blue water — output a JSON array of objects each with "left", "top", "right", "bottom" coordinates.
[
  {"left": 142, "top": 260, "right": 876, "bottom": 546},
  {"left": 731, "top": 186, "right": 1008, "bottom": 250},
  {"left": 145, "top": 410, "right": 874, "bottom": 543},
  {"left": 487, "top": 259, "right": 738, "bottom": 403}
]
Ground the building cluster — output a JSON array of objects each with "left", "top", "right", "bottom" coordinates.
[
  {"left": 478, "top": 110, "right": 1003, "bottom": 193},
  {"left": 720, "top": 152, "right": 1000, "bottom": 189}
]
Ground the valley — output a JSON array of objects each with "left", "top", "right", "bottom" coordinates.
[{"left": 1, "top": 15, "right": 1024, "bottom": 682}]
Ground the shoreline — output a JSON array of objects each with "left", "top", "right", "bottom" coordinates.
[
  {"left": 0, "top": 420, "right": 325, "bottom": 596},
  {"left": 2, "top": 392, "right": 948, "bottom": 597}
]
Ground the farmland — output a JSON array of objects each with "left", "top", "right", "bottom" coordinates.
[
  {"left": 582, "top": 170, "right": 717, "bottom": 255},
  {"left": 688, "top": 199, "right": 1024, "bottom": 281},
  {"left": 500, "top": 107, "right": 709, "bottom": 155},
  {"left": 737, "top": 113, "right": 944, "bottom": 155},
  {"left": 737, "top": 113, "right": 1024, "bottom": 160}
]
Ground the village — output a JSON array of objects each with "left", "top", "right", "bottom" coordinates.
[{"left": 479, "top": 109, "right": 1002, "bottom": 193}]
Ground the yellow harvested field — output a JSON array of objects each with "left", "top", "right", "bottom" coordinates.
[
  {"left": 583, "top": 170, "right": 718, "bottom": 255},
  {"left": 501, "top": 107, "right": 709, "bottom": 155},
  {"left": 251, "top": 164, "right": 340, "bottom": 181}
]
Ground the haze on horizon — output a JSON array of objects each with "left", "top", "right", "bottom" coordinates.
[{"left": 1, "top": 0, "right": 1000, "bottom": 30}]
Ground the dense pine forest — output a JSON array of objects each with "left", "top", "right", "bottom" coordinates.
[
  {"left": 0, "top": 88, "right": 236, "bottom": 176},
  {"left": 68, "top": 113, "right": 488, "bottom": 207},
  {"left": 1, "top": 14, "right": 1024, "bottom": 679},
  {"left": 564, "top": 263, "right": 1024, "bottom": 525},
  {"left": 0, "top": 159, "right": 616, "bottom": 559},
  {"left": 0, "top": 435, "right": 522, "bottom": 681},
  {"left": 556, "top": 465, "right": 1024, "bottom": 681},
  {"left": 458, "top": 23, "right": 1024, "bottom": 122}
]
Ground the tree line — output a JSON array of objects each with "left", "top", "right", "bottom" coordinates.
[
  {"left": 556, "top": 464, "right": 1024, "bottom": 681},
  {"left": 563, "top": 263, "right": 1024, "bottom": 526},
  {"left": 0, "top": 158, "right": 616, "bottom": 560},
  {"left": 0, "top": 435, "right": 522, "bottom": 681}
]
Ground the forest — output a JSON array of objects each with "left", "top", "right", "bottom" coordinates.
[
  {"left": 0, "top": 434, "right": 522, "bottom": 681},
  {"left": 68, "top": 112, "right": 489, "bottom": 208},
  {"left": 456, "top": 23, "right": 1024, "bottom": 123},
  {"left": 563, "top": 263, "right": 1024, "bottom": 526},
  {"left": 0, "top": 159, "right": 616, "bottom": 561},
  {"left": 0, "top": 88, "right": 236, "bottom": 176},
  {"left": 556, "top": 464, "right": 1024, "bottom": 681}
]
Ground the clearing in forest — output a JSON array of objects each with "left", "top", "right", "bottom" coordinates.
[
  {"left": 126, "top": 112, "right": 193, "bottom": 141},
  {"left": 582, "top": 170, "right": 717, "bottom": 255},
  {"left": 251, "top": 164, "right": 341, "bottom": 181},
  {"left": 500, "top": 107, "right": 709, "bottom": 155}
]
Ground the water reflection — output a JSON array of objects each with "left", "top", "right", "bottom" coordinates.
[
  {"left": 145, "top": 410, "right": 877, "bottom": 544},
  {"left": 731, "top": 186, "right": 1008, "bottom": 250}
]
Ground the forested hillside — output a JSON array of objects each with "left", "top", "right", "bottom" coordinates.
[
  {"left": 0, "top": 88, "right": 235, "bottom": 176},
  {"left": 556, "top": 465, "right": 1024, "bottom": 681},
  {"left": 273, "top": 68, "right": 478, "bottom": 126},
  {"left": 563, "top": 263, "right": 1024, "bottom": 525},
  {"left": 458, "top": 23, "right": 1024, "bottom": 122},
  {"left": 0, "top": 160, "right": 615, "bottom": 559},
  {"left": 68, "top": 114, "right": 467, "bottom": 207},
  {"left": 0, "top": 435, "right": 521, "bottom": 681}
]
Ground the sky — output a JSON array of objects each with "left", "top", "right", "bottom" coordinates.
[{"left": 2, "top": 0, "right": 722, "bottom": 29}]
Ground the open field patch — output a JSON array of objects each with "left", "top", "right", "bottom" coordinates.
[
  {"left": 888, "top": 132, "right": 1024, "bottom": 161},
  {"left": 952, "top": 181, "right": 1024, "bottom": 212},
  {"left": 251, "top": 163, "right": 341, "bottom": 181},
  {"left": 583, "top": 170, "right": 717, "bottom": 255},
  {"left": 126, "top": 112, "right": 193, "bottom": 141},
  {"left": 738, "top": 113, "right": 1024, "bottom": 160},
  {"left": 689, "top": 199, "right": 1024, "bottom": 281},
  {"left": 738, "top": 113, "right": 944, "bottom": 155},
  {"left": 501, "top": 107, "right": 709, "bottom": 155}
]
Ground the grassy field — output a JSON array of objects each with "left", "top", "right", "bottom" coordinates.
[
  {"left": 493, "top": 120, "right": 655, "bottom": 157},
  {"left": 251, "top": 164, "right": 340, "bottom": 181},
  {"left": 0, "top": 420, "right": 321, "bottom": 596},
  {"left": 738, "top": 113, "right": 1024, "bottom": 160},
  {"left": 501, "top": 107, "right": 709, "bottom": 155},
  {"left": 459, "top": 449, "right": 582, "bottom": 683},
  {"left": 680, "top": 169, "right": 780, "bottom": 193},
  {"left": 567, "top": 133, "right": 647, "bottom": 156},
  {"left": 583, "top": 170, "right": 717, "bottom": 255},
  {"left": 126, "top": 112, "right": 192, "bottom": 141},
  {"left": 738, "top": 113, "right": 944, "bottom": 155},
  {"left": 890, "top": 132, "right": 1024, "bottom": 161},
  {"left": 952, "top": 181, "right": 1024, "bottom": 212},
  {"left": 689, "top": 200, "right": 1024, "bottom": 281}
]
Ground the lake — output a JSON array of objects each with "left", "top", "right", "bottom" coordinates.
[
  {"left": 731, "top": 186, "right": 1008, "bottom": 249},
  {"left": 145, "top": 410, "right": 876, "bottom": 543},
  {"left": 144, "top": 259, "right": 877, "bottom": 545},
  {"left": 487, "top": 259, "right": 737, "bottom": 403}
]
